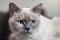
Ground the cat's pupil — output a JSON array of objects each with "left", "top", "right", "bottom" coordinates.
[
  {"left": 31, "top": 20, "right": 36, "bottom": 23},
  {"left": 20, "top": 20, "right": 24, "bottom": 24}
]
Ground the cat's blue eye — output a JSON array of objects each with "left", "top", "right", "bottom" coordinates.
[
  {"left": 31, "top": 20, "right": 36, "bottom": 23},
  {"left": 20, "top": 20, "right": 24, "bottom": 24},
  {"left": 16, "top": 20, "right": 24, "bottom": 24}
]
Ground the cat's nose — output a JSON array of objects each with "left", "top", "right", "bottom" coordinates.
[{"left": 25, "top": 27, "right": 30, "bottom": 31}]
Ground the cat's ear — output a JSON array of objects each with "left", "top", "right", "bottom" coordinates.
[
  {"left": 31, "top": 3, "right": 43, "bottom": 15},
  {"left": 9, "top": 2, "right": 21, "bottom": 16}
]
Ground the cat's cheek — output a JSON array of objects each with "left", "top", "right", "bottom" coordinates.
[{"left": 16, "top": 22, "right": 23, "bottom": 29}]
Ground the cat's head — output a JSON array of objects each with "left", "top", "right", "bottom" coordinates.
[{"left": 9, "top": 2, "right": 43, "bottom": 36}]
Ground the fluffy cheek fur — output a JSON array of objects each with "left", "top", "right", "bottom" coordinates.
[{"left": 9, "top": 17, "right": 24, "bottom": 33}]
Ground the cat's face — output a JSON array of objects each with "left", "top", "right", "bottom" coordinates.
[{"left": 9, "top": 2, "right": 43, "bottom": 36}]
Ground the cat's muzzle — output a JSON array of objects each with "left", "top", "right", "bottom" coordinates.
[{"left": 21, "top": 27, "right": 32, "bottom": 36}]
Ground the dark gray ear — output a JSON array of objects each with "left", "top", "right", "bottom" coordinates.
[
  {"left": 9, "top": 2, "right": 20, "bottom": 16},
  {"left": 32, "top": 3, "right": 43, "bottom": 15}
]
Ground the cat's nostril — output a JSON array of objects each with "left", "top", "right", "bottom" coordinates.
[{"left": 25, "top": 27, "right": 30, "bottom": 31}]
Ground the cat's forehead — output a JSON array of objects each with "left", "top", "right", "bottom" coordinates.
[
  {"left": 15, "top": 13, "right": 38, "bottom": 20},
  {"left": 15, "top": 8, "right": 39, "bottom": 19}
]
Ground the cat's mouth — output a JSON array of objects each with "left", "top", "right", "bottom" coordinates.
[{"left": 21, "top": 31, "right": 32, "bottom": 36}]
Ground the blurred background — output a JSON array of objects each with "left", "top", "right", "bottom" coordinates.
[{"left": 0, "top": 0, "right": 59, "bottom": 18}]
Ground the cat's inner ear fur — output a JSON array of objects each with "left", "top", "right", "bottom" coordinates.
[
  {"left": 9, "top": 2, "right": 21, "bottom": 17},
  {"left": 32, "top": 3, "right": 43, "bottom": 15}
]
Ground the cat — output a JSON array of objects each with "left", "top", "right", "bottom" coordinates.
[
  {"left": 8, "top": 2, "right": 43, "bottom": 40},
  {"left": 8, "top": 2, "right": 60, "bottom": 40}
]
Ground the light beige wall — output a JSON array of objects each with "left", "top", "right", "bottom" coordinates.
[{"left": 41, "top": 0, "right": 59, "bottom": 17}]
